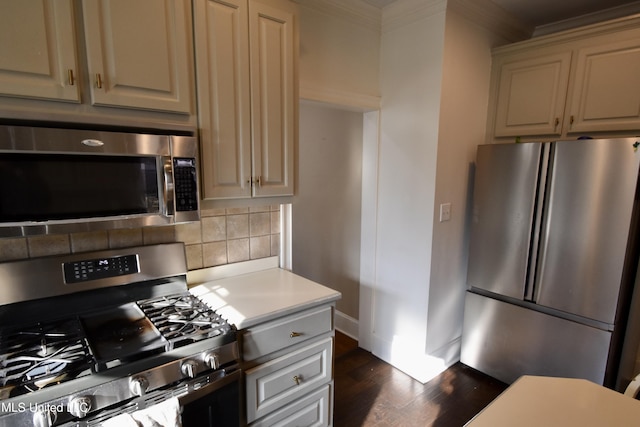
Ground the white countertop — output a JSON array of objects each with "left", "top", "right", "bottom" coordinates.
[
  {"left": 189, "top": 267, "right": 341, "bottom": 329},
  {"left": 466, "top": 375, "right": 640, "bottom": 426}
]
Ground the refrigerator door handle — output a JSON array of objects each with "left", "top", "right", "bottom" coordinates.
[{"left": 525, "top": 143, "right": 552, "bottom": 302}]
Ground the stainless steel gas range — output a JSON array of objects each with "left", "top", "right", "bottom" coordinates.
[{"left": 0, "top": 243, "right": 239, "bottom": 427}]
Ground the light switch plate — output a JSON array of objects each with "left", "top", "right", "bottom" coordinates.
[{"left": 440, "top": 203, "right": 451, "bottom": 222}]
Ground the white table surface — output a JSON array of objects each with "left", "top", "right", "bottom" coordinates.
[{"left": 466, "top": 375, "right": 640, "bottom": 426}]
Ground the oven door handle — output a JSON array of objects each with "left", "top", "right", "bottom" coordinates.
[{"left": 178, "top": 368, "right": 241, "bottom": 406}]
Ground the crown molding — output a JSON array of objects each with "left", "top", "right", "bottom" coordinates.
[
  {"left": 533, "top": 2, "right": 640, "bottom": 37},
  {"left": 381, "top": 0, "right": 531, "bottom": 41},
  {"left": 447, "top": 0, "right": 532, "bottom": 42},
  {"left": 301, "top": 0, "right": 530, "bottom": 42},
  {"left": 382, "top": 0, "right": 447, "bottom": 33},
  {"left": 298, "top": 0, "right": 381, "bottom": 31},
  {"left": 494, "top": 12, "right": 640, "bottom": 54}
]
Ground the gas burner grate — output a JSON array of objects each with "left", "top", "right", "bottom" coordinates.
[
  {"left": 0, "top": 319, "right": 93, "bottom": 400},
  {"left": 137, "top": 293, "right": 234, "bottom": 349}
]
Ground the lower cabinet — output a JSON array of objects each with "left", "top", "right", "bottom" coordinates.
[
  {"left": 249, "top": 383, "right": 333, "bottom": 427},
  {"left": 241, "top": 305, "right": 335, "bottom": 426}
]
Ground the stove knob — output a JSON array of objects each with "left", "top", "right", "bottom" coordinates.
[
  {"left": 181, "top": 360, "right": 199, "bottom": 379},
  {"left": 68, "top": 396, "right": 92, "bottom": 419},
  {"left": 129, "top": 376, "right": 149, "bottom": 396},
  {"left": 33, "top": 407, "right": 57, "bottom": 427},
  {"left": 204, "top": 352, "right": 220, "bottom": 370}
]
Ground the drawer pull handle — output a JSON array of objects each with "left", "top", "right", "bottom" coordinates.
[
  {"left": 293, "top": 375, "right": 302, "bottom": 385},
  {"left": 290, "top": 332, "right": 303, "bottom": 338}
]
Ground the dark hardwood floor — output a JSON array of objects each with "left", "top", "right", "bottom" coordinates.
[{"left": 334, "top": 332, "right": 508, "bottom": 427}]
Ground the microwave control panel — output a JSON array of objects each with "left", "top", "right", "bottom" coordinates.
[{"left": 173, "top": 158, "right": 198, "bottom": 212}]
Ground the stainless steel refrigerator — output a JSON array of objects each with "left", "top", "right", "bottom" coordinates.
[{"left": 460, "top": 138, "right": 640, "bottom": 389}]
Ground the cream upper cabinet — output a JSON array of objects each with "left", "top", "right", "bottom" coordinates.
[
  {"left": 193, "top": 0, "right": 252, "bottom": 199},
  {"left": 194, "top": 0, "right": 297, "bottom": 200},
  {"left": 0, "top": 0, "right": 80, "bottom": 102},
  {"left": 488, "top": 17, "right": 640, "bottom": 140},
  {"left": 82, "top": 0, "right": 193, "bottom": 113},
  {"left": 248, "top": 0, "right": 296, "bottom": 198},
  {"left": 493, "top": 52, "right": 572, "bottom": 137},
  {"left": 566, "top": 38, "right": 640, "bottom": 133},
  {"left": 0, "top": 0, "right": 195, "bottom": 128}
]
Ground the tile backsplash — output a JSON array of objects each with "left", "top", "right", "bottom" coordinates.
[
  {"left": 179, "top": 205, "right": 281, "bottom": 270},
  {"left": 0, "top": 205, "right": 281, "bottom": 270}
]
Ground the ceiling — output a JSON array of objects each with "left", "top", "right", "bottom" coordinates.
[{"left": 361, "top": 0, "right": 640, "bottom": 30}]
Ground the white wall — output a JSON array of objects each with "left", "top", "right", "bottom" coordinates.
[
  {"left": 297, "top": 0, "right": 520, "bottom": 382},
  {"left": 368, "top": 0, "right": 446, "bottom": 383},
  {"left": 298, "top": 0, "right": 381, "bottom": 110},
  {"left": 426, "top": 5, "right": 509, "bottom": 360},
  {"left": 295, "top": 0, "right": 382, "bottom": 339},
  {"left": 292, "top": 101, "right": 364, "bottom": 331},
  {"left": 362, "top": 0, "right": 516, "bottom": 383}
]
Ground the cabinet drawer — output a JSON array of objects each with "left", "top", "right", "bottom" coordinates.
[
  {"left": 250, "top": 383, "right": 332, "bottom": 427},
  {"left": 243, "top": 305, "right": 333, "bottom": 361},
  {"left": 246, "top": 337, "right": 333, "bottom": 423}
]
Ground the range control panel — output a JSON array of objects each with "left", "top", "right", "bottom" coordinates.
[{"left": 63, "top": 254, "right": 139, "bottom": 284}]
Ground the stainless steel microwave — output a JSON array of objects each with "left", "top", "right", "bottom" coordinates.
[{"left": 0, "top": 125, "right": 200, "bottom": 237}]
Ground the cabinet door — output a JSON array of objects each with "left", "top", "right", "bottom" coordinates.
[
  {"left": 0, "top": 0, "right": 79, "bottom": 102},
  {"left": 249, "top": 0, "right": 297, "bottom": 197},
  {"left": 250, "top": 383, "right": 331, "bottom": 427},
  {"left": 493, "top": 52, "right": 572, "bottom": 137},
  {"left": 82, "top": 0, "right": 193, "bottom": 113},
  {"left": 242, "top": 305, "right": 333, "bottom": 362},
  {"left": 245, "top": 337, "right": 333, "bottom": 423},
  {"left": 194, "top": 0, "right": 253, "bottom": 199},
  {"left": 567, "top": 38, "right": 640, "bottom": 133}
]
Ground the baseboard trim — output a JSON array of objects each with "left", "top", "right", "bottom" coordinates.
[
  {"left": 370, "top": 333, "right": 461, "bottom": 384},
  {"left": 335, "top": 310, "right": 359, "bottom": 341}
]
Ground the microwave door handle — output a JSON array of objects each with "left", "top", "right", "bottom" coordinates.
[{"left": 163, "top": 157, "right": 175, "bottom": 217}]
